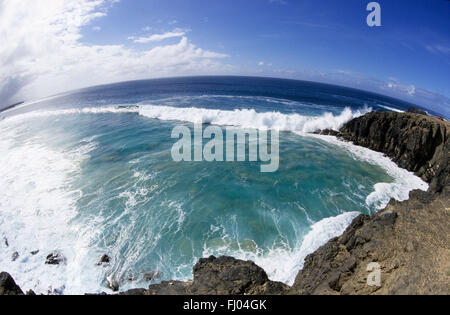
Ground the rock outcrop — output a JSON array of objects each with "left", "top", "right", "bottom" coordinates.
[
  {"left": 293, "top": 109, "right": 449, "bottom": 295},
  {"left": 0, "top": 272, "right": 24, "bottom": 295},
  {"left": 337, "top": 110, "right": 449, "bottom": 194},
  {"left": 120, "top": 256, "right": 290, "bottom": 295},
  {"left": 291, "top": 190, "right": 449, "bottom": 294}
]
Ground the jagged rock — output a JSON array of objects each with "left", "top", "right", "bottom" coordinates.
[
  {"left": 0, "top": 272, "right": 24, "bottom": 295},
  {"left": 338, "top": 111, "right": 449, "bottom": 194},
  {"left": 119, "top": 288, "right": 148, "bottom": 295},
  {"left": 291, "top": 111, "right": 450, "bottom": 295},
  {"left": 31, "top": 250, "right": 39, "bottom": 256},
  {"left": 143, "top": 271, "right": 160, "bottom": 282},
  {"left": 11, "top": 252, "right": 19, "bottom": 262},
  {"left": 45, "top": 252, "right": 66, "bottom": 265},
  {"left": 292, "top": 190, "right": 449, "bottom": 295},
  {"left": 26, "top": 290, "right": 37, "bottom": 296},
  {"left": 407, "top": 107, "right": 428, "bottom": 116},
  {"left": 314, "top": 129, "right": 341, "bottom": 136},
  {"left": 120, "top": 256, "right": 290, "bottom": 295},
  {"left": 97, "top": 254, "right": 110, "bottom": 265},
  {"left": 49, "top": 286, "right": 66, "bottom": 295},
  {"left": 106, "top": 276, "right": 119, "bottom": 292},
  {"left": 190, "top": 256, "right": 270, "bottom": 295}
]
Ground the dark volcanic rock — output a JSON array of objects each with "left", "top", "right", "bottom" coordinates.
[
  {"left": 338, "top": 111, "right": 449, "bottom": 194},
  {"left": 106, "top": 276, "right": 120, "bottom": 292},
  {"left": 292, "top": 191, "right": 450, "bottom": 295},
  {"left": 291, "top": 110, "right": 450, "bottom": 295},
  {"left": 143, "top": 271, "right": 159, "bottom": 282},
  {"left": 31, "top": 250, "right": 39, "bottom": 256},
  {"left": 314, "top": 129, "right": 341, "bottom": 136},
  {"left": 407, "top": 107, "right": 428, "bottom": 116},
  {"left": 11, "top": 252, "right": 19, "bottom": 262},
  {"left": 0, "top": 272, "right": 24, "bottom": 295},
  {"left": 123, "top": 256, "right": 290, "bottom": 295},
  {"left": 45, "top": 252, "right": 66, "bottom": 265},
  {"left": 97, "top": 254, "right": 110, "bottom": 265},
  {"left": 190, "top": 256, "right": 271, "bottom": 295}
]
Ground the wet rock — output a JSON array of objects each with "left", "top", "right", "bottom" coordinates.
[
  {"left": 0, "top": 272, "right": 24, "bottom": 295},
  {"left": 3, "top": 238, "right": 8, "bottom": 247},
  {"left": 143, "top": 271, "right": 160, "bottom": 282},
  {"left": 30, "top": 250, "right": 39, "bottom": 256},
  {"left": 314, "top": 129, "right": 341, "bottom": 136},
  {"left": 106, "top": 276, "right": 119, "bottom": 292},
  {"left": 26, "top": 290, "right": 37, "bottom": 296},
  {"left": 97, "top": 254, "right": 111, "bottom": 265},
  {"left": 45, "top": 252, "right": 66, "bottom": 265},
  {"left": 126, "top": 273, "right": 136, "bottom": 282},
  {"left": 11, "top": 252, "right": 19, "bottom": 262},
  {"left": 48, "top": 286, "right": 66, "bottom": 295}
]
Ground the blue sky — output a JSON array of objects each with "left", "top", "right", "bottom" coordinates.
[{"left": 1, "top": 0, "right": 449, "bottom": 114}]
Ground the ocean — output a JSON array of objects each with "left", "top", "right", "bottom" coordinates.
[{"left": 0, "top": 76, "right": 428, "bottom": 294}]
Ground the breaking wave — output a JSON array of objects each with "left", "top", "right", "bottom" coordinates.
[{"left": 3, "top": 104, "right": 372, "bottom": 134}]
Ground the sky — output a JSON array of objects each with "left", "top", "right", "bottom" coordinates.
[{"left": 1, "top": 0, "right": 449, "bottom": 115}]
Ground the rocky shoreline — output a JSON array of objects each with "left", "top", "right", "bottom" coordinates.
[{"left": 1, "top": 108, "right": 449, "bottom": 295}]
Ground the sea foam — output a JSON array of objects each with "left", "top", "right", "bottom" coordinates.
[
  {"left": 202, "top": 211, "right": 360, "bottom": 285},
  {"left": 3, "top": 104, "right": 371, "bottom": 134},
  {"left": 0, "top": 102, "right": 428, "bottom": 292},
  {"left": 309, "top": 134, "right": 429, "bottom": 210},
  {"left": 0, "top": 120, "right": 102, "bottom": 295},
  {"left": 138, "top": 104, "right": 372, "bottom": 133}
]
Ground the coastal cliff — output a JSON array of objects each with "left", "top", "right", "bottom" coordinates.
[
  {"left": 294, "top": 109, "right": 449, "bottom": 295},
  {"left": 1, "top": 109, "right": 449, "bottom": 295},
  {"left": 338, "top": 110, "right": 449, "bottom": 194}
]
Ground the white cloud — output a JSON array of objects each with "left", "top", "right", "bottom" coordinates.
[
  {"left": 132, "top": 29, "right": 187, "bottom": 43},
  {"left": 0, "top": 0, "right": 231, "bottom": 105},
  {"left": 386, "top": 82, "right": 416, "bottom": 96},
  {"left": 257, "top": 61, "right": 272, "bottom": 67}
]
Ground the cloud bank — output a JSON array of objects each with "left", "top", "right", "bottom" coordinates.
[{"left": 0, "top": 0, "right": 231, "bottom": 106}]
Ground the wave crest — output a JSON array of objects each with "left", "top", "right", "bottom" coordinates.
[
  {"left": 138, "top": 105, "right": 372, "bottom": 133},
  {"left": 2, "top": 104, "right": 371, "bottom": 134}
]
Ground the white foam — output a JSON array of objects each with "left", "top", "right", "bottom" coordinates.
[
  {"left": 3, "top": 104, "right": 371, "bottom": 135},
  {"left": 2, "top": 106, "right": 138, "bottom": 123},
  {"left": 310, "top": 135, "right": 429, "bottom": 210},
  {"left": 0, "top": 120, "right": 101, "bottom": 295},
  {"left": 138, "top": 104, "right": 372, "bottom": 133},
  {"left": 378, "top": 105, "right": 404, "bottom": 113},
  {"left": 202, "top": 212, "right": 360, "bottom": 285}
]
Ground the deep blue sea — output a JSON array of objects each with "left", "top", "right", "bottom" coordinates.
[{"left": 0, "top": 77, "right": 428, "bottom": 294}]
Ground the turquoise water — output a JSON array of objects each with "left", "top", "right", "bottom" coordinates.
[{"left": 0, "top": 77, "right": 428, "bottom": 294}]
